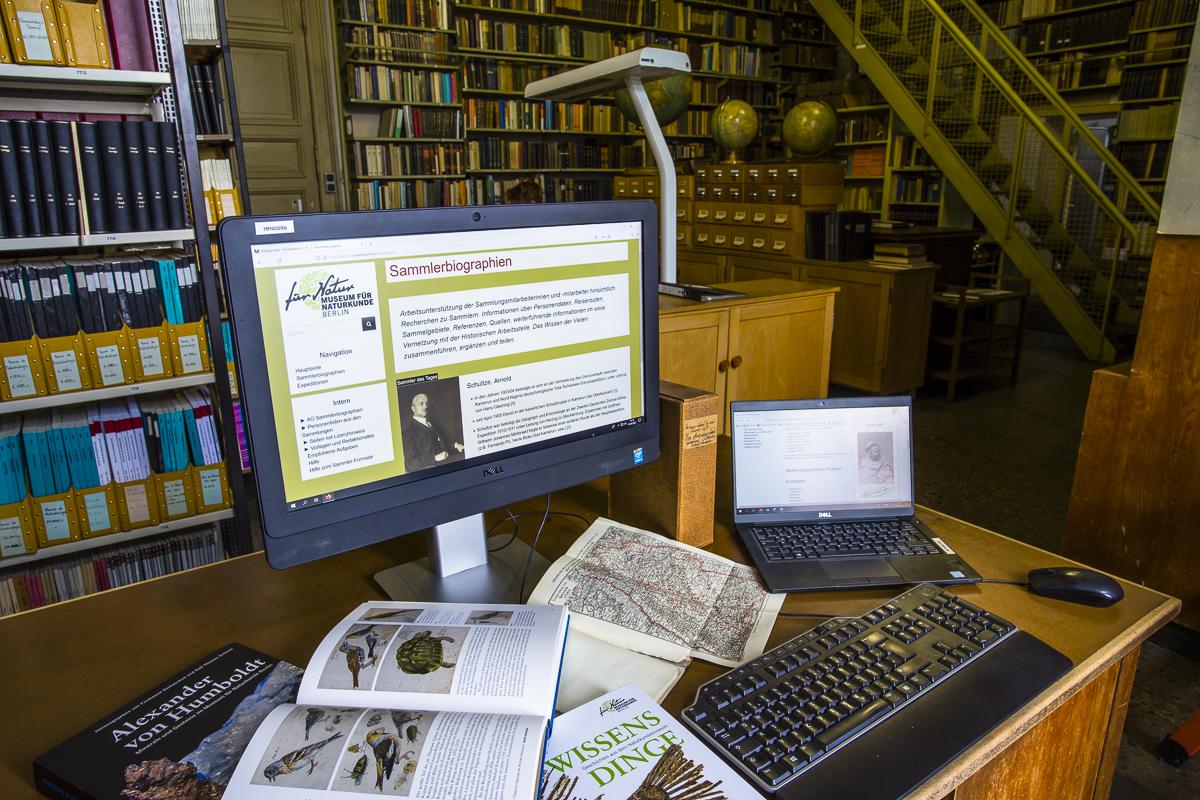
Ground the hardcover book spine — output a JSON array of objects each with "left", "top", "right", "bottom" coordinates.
[
  {"left": 31, "top": 120, "right": 62, "bottom": 236},
  {"left": 141, "top": 121, "right": 167, "bottom": 230},
  {"left": 0, "top": 120, "right": 28, "bottom": 237},
  {"left": 74, "top": 121, "right": 107, "bottom": 234},
  {"left": 103, "top": 0, "right": 155, "bottom": 71},
  {"left": 156, "top": 121, "right": 186, "bottom": 230},
  {"left": 49, "top": 120, "right": 79, "bottom": 235},
  {"left": 122, "top": 120, "right": 151, "bottom": 231},
  {"left": 96, "top": 120, "right": 130, "bottom": 232},
  {"left": 12, "top": 120, "right": 44, "bottom": 237}
]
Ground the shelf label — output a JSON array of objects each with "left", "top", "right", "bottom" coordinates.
[
  {"left": 178, "top": 335, "right": 203, "bottom": 373},
  {"left": 0, "top": 517, "right": 27, "bottom": 557},
  {"left": 137, "top": 336, "right": 165, "bottom": 376},
  {"left": 163, "top": 478, "right": 189, "bottom": 517},
  {"left": 199, "top": 468, "right": 224, "bottom": 507},
  {"left": 124, "top": 484, "right": 150, "bottom": 524},
  {"left": 51, "top": 350, "right": 83, "bottom": 391},
  {"left": 40, "top": 500, "right": 70, "bottom": 542},
  {"left": 17, "top": 12, "right": 53, "bottom": 62},
  {"left": 83, "top": 492, "right": 112, "bottom": 534},
  {"left": 96, "top": 345, "right": 126, "bottom": 386},
  {"left": 3, "top": 355, "right": 36, "bottom": 397}
]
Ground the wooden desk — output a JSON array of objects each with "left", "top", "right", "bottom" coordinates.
[{"left": 0, "top": 483, "right": 1177, "bottom": 799}]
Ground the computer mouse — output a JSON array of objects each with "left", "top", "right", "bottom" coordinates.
[{"left": 1027, "top": 567, "right": 1124, "bottom": 608}]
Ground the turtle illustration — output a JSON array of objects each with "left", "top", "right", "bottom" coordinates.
[{"left": 395, "top": 630, "right": 456, "bottom": 675}]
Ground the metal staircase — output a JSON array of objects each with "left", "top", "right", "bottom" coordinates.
[{"left": 810, "top": 0, "right": 1161, "bottom": 361}]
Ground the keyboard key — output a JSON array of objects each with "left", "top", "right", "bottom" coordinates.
[
  {"left": 815, "top": 699, "right": 891, "bottom": 750},
  {"left": 761, "top": 763, "right": 792, "bottom": 785},
  {"left": 730, "top": 737, "right": 764, "bottom": 759}
]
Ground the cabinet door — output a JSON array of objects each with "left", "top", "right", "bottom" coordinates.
[
  {"left": 727, "top": 296, "right": 833, "bottom": 412},
  {"left": 801, "top": 266, "right": 889, "bottom": 392},
  {"left": 659, "top": 310, "right": 729, "bottom": 425},
  {"left": 677, "top": 251, "right": 725, "bottom": 285}
]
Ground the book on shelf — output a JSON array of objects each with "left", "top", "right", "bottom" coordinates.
[
  {"left": 347, "top": 64, "right": 459, "bottom": 104},
  {"left": 179, "top": 0, "right": 219, "bottom": 41},
  {"left": 55, "top": 0, "right": 113, "bottom": 68},
  {"left": 34, "top": 643, "right": 303, "bottom": 800},
  {"left": 0, "top": 523, "right": 225, "bottom": 615},
  {"left": 874, "top": 242, "right": 926, "bottom": 258},
  {"left": 338, "top": 0, "right": 452, "bottom": 30},
  {"left": 1117, "top": 104, "right": 1179, "bottom": 139},
  {"left": 200, "top": 155, "right": 241, "bottom": 224},
  {"left": 871, "top": 219, "right": 912, "bottom": 231},
  {"left": 103, "top": 0, "right": 155, "bottom": 70},
  {"left": 370, "top": 105, "right": 464, "bottom": 139},
  {"left": 1, "top": 0, "right": 65, "bottom": 65},
  {"left": 541, "top": 684, "right": 759, "bottom": 800},
  {"left": 189, "top": 60, "right": 227, "bottom": 136},
  {"left": 220, "top": 601, "right": 569, "bottom": 798},
  {"left": 1132, "top": 0, "right": 1200, "bottom": 31},
  {"left": 1119, "top": 63, "right": 1186, "bottom": 101}
]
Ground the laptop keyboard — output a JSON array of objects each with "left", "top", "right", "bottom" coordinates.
[{"left": 751, "top": 520, "right": 939, "bottom": 562}]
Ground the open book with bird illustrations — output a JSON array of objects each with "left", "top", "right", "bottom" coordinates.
[{"left": 227, "top": 600, "right": 570, "bottom": 799}]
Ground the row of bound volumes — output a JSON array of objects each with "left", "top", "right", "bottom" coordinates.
[
  {"left": 0, "top": 255, "right": 203, "bottom": 345},
  {"left": 1131, "top": 0, "right": 1200, "bottom": 30},
  {"left": 467, "top": 138, "right": 624, "bottom": 170},
  {"left": 351, "top": 174, "right": 609, "bottom": 209},
  {"left": 354, "top": 141, "right": 465, "bottom": 176},
  {"left": 347, "top": 65, "right": 459, "bottom": 103},
  {"left": 1116, "top": 140, "right": 1171, "bottom": 179},
  {"left": 188, "top": 60, "right": 227, "bottom": 135},
  {"left": 1021, "top": 7, "right": 1133, "bottom": 53},
  {"left": 1127, "top": 27, "right": 1194, "bottom": 65},
  {"left": 1117, "top": 104, "right": 1179, "bottom": 139},
  {"left": 179, "top": 0, "right": 219, "bottom": 41},
  {"left": 1036, "top": 52, "right": 1121, "bottom": 90},
  {"left": 804, "top": 210, "right": 874, "bottom": 261},
  {"left": 844, "top": 145, "right": 885, "bottom": 177},
  {"left": 0, "top": 0, "right": 112, "bottom": 68},
  {"left": 0, "top": 389, "right": 223, "bottom": 508},
  {"left": 0, "top": 525, "right": 223, "bottom": 617},
  {"left": 692, "top": 42, "right": 765, "bottom": 76},
  {"left": 465, "top": 59, "right": 555, "bottom": 93},
  {"left": 893, "top": 134, "right": 934, "bottom": 168},
  {"left": 455, "top": 15, "right": 623, "bottom": 61},
  {"left": 200, "top": 156, "right": 241, "bottom": 225},
  {"left": 458, "top": 0, "right": 657, "bottom": 26},
  {"left": 888, "top": 205, "right": 940, "bottom": 225},
  {"left": 338, "top": 0, "right": 452, "bottom": 30},
  {"left": 375, "top": 105, "right": 464, "bottom": 139},
  {"left": 341, "top": 28, "right": 454, "bottom": 65},
  {"left": 675, "top": 7, "right": 774, "bottom": 41},
  {"left": 839, "top": 113, "right": 888, "bottom": 144},
  {"left": 841, "top": 184, "right": 883, "bottom": 213},
  {"left": 465, "top": 97, "right": 621, "bottom": 132},
  {"left": 1119, "top": 63, "right": 1186, "bottom": 100},
  {"left": 0, "top": 119, "right": 186, "bottom": 239},
  {"left": 894, "top": 174, "right": 943, "bottom": 203}
]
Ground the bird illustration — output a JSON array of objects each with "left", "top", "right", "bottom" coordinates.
[
  {"left": 366, "top": 727, "right": 402, "bottom": 790},
  {"left": 339, "top": 640, "right": 368, "bottom": 688},
  {"left": 304, "top": 708, "right": 326, "bottom": 741},
  {"left": 473, "top": 611, "right": 504, "bottom": 623},
  {"left": 365, "top": 630, "right": 381, "bottom": 661},
  {"left": 391, "top": 710, "right": 421, "bottom": 736},
  {"left": 342, "top": 754, "right": 368, "bottom": 786},
  {"left": 406, "top": 724, "right": 420, "bottom": 743},
  {"left": 347, "top": 624, "right": 377, "bottom": 639},
  {"left": 262, "top": 732, "right": 343, "bottom": 783}
]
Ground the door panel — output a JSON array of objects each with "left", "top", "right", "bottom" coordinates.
[
  {"left": 728, "top": 297, "right": 831, "bottom": 404},
  {"left": 659, "top": 311, "right": 729, "bottom": 427},
  {"left": 226, "top": 0, "right": 338, "bottom": 214}
]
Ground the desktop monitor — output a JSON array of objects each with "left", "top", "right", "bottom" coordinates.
[{"left": 219, "top": 201, "right": 660, "bottom": 601}]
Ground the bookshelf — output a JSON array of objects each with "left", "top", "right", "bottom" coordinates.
[
  {"left": 0, "top": 0, "right": 250, "bottom": 614},
  {"left": 329, "top": 0, "right": 839, "bottom": 207}
]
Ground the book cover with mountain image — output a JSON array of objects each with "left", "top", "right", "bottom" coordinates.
[{"left": 34, "top": 643, "right": 303, "bottom": 800}]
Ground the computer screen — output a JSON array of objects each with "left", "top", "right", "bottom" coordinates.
[
  {"left": 732, "top": 400, "right": 914, "bottom": 518},
  {"left": 221, "top": 202, "right": 659, "bottom": 568}
]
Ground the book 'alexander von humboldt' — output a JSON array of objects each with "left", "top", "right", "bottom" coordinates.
[{"left": 540, "top": 684, "right": 758, "bottom": 800}]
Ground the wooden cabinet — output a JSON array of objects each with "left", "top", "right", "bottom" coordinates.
[
  {"left": 659, "top": 280, "right": 836, "bottom": 433},
  {"left": 678, "top": 249, "right": 936, "bottom": 395}
]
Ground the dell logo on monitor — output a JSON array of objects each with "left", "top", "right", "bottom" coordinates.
[
  {"left": 818, "top": 511, "right": 833, "bottom": 518},
  {"left": 482, "top": 465, "right": 504, "bottom": 477}
]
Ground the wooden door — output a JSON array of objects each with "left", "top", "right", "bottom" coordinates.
[
  {"left": 726, "top": 296, "right": 833, "bottom": 413},
  {"left": 225, "top": 0, "right": 340, "bottom": 214},
  {"left": 659, "top": 310, "right": 730, "bottom": 428}
]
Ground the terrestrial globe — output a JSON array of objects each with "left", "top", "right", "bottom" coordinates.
[
  {"left": 783, "top": 100, "right": 838, "bottom": 159},
  {"left": 710, "top": 99, "right": 759, "bottom": 163}
]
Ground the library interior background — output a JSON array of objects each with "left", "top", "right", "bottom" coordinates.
[{"left": 1, "top": 0, "right": 1199, "bottom": 797}]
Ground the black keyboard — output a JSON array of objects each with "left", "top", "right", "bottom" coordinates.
[
  {"left": 751, "top": 518, "right": 939, "bottom": 561},
  {"left": 682, "top": 584, "right": 1018, "bottom": 794}
]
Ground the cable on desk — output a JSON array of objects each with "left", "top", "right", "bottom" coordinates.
[
  {"left": 975, "top": 578, "right": 1031, "bottom": 586},
  {"left": 488, "top": 509, "right": 590, "bottom": 553},
  {"left": 517, "top": 494, "right": 552, "bottom": 603}
]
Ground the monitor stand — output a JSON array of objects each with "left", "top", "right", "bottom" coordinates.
[{"left": 374, "top": 513, "right": 550, "bottom": 604}]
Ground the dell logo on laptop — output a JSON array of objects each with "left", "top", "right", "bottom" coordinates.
[
  {"left": 818, "top": 511, "right": 833, "bottom": 518},
  {"left": 483, "top": 465, "right": 504, "bottom": 477}
]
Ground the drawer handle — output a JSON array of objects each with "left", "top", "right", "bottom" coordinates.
[
  {"left": 718, "top": 359, "right": 730, "bottom": 373},
  {"left": 733, "top": 236, "right": 745, "bottom": 246},
  {"left": 715, "top": 211, "right": 727, "bottom": 220},
  {"left": 753, "top": 213, "right": 766, "bottom": 223},
  {"left": 772, "top": 241, "right": 786, "bottom": 250},
  {"left": 774, "top": 214, "right": 788, "bottom": 225},
  {"left": 733, "top": 211, "right": 746, "bottom": 221},
  {"left": 731, "top": 355, "right": 743, "bottom": 369}
]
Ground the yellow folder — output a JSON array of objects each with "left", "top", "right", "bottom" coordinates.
[
  {"left": 53, "top": 0, "right": 111, "bottom": 69},
  {"left": 1, "top": 0, "right": 65, "bottom": 65}
]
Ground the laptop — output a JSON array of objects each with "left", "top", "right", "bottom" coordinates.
[{"left": 730, "top": 397, "right": 981, "bottom": 593}]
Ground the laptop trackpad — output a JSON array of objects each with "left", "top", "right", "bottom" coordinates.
[{"left": 824, "top": 559, "right": 900, "bottom": 580}]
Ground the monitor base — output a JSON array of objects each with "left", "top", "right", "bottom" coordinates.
[{"left": 375, "top": 538, "right": 551, "bottom": 604}]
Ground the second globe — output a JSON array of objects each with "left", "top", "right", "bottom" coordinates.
[{"left": 710, "top": 99, "right": 759, "bottom": 164}]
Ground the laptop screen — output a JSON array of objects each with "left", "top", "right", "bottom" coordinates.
[{"left": 732, "top": 400, "right": 915, "bottom": 520}]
